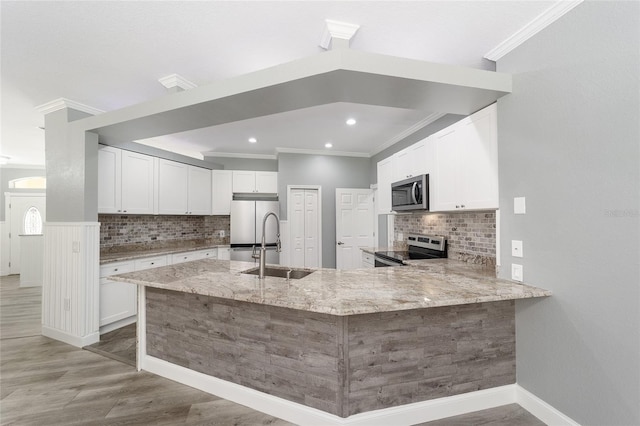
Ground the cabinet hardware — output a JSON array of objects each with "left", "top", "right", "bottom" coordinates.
[
  {"left": 461, "top": 205, "right": 465, "bottom": 208},
  {"left": 337, "top": 241, "right": 345, "bottom": 245},
  {"left": 114, "top": 268, "right": 118, "bottom": 272}
]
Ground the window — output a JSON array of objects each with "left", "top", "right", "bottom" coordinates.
[
  {"left": 24, "top": 207, "right": 43, "bottom": 235},
  {"left": 9, "top": 176, "right": 46, "bottom": 189}
]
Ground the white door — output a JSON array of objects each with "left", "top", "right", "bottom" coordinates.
[
  {"left": 8, "top": 194, "right": 46, "bottom": 275},
  {"left": 335, "top": 189, "right": 374, "bottom": 270},
  {"left": 290, "top": 188, "right": 320, "bottom": 268}
]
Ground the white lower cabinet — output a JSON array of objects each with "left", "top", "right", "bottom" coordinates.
[
  {"left": 99, "top": 261, "right": 136, "bottom": 330},
  {"left": 217, "top": 246, "right": 230, "bottom": 260},
  {"left": 171, "top": 248, "right": 217, "bottom": 264},
  {"left": 362, "top": 251, "right": 375, "bottom": 268}
]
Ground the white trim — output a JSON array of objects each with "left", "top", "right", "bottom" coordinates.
[
  {"left": 136, "top": 285, "right": 146, "bottom": 371},
  {"left": 99, "top": 315, "right": 136, "bottom": 335},
  {"left": 320, "top": 19, "right": 360, "bottom": 50},
  {"left": 516, "top": 385, "right": 580, "bottom": 426},
  {"left": 370, "top": 112, "right": 446, "bottom": 156},
  {"left": 276, "top": 147, "right": 369, "bottom": 158},
  {"left": 143, "top": 354, "right": 517, "bottom": 425},
  {"left": 43, "top": 221, "right": 101, "bottom": 227},
  {"left": 0, "top": 164, "right": 46, "bottom": 170},
  {"left": 34, "top": 98, "right": 104, "bottom": 116},
  {"left": 286, "top": 185, "right": 323, "bottom": 269},
  {"left": 203, "top": 152, "right": 278, "bottom": 160},
  {"left": 158, "top": 73, "right": 197, "bottom": 90},
  {"left": 484, "top": 0, "right": 584, "bottom": 61},
  {"left": 42, "top": 325, "right": 99, "bottom": 347}
]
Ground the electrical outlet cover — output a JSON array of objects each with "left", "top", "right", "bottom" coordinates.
[
  {"left": 511, "top": 264, "right": 523, "bottom": 282},
  {"left": 511, "top": 240, "right": 523, "bottom": 258}
]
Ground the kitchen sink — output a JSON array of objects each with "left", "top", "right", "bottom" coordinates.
[{"left": 241, "top": 266, "right": 314, "bottom": 279}]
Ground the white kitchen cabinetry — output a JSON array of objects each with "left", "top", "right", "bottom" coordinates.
[
  {"left": 431, "top": 104, "right": 498, "bottom": 212},
  {"left": 376, "top": 157, "right": 394, "bottom": 214},
  {"left": 188, "top": 166, "right": 212, "bottom": 215},
  {"left": 392, "top": 140, "right": 431, "bottom": 182},
  {"left": 361, "top": 250, "right": 375, "bottom": 268},
  {"left": 171, "top": 248, "right": 217, "bottom": 264},
  {"left": 217, "top": 246, "right": 230, "bottom": 260},
  {"left": 232, "top": 170, "right": 278, "bottom": 193},
  {"left": 99, "top": 261, "right": 137, "bottom": 331},
  {"left": 134, "top": 255, "right": 168, "bottom": 270},
  {"left": 98, "top": 146, "right": 155, "bottom": 214},
  {"left": 211, "top": 170, "right": 233, "bottom": 215},
  {"left": 157, "top": 159, "right": 212, "bottom": 215}
]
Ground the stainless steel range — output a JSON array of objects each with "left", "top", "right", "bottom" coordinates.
[{"left": 374, "top": 234, "right": 447, "bottom": 267}]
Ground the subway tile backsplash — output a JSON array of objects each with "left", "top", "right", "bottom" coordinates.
[
  {"left": 394, "top": 211, "right": 496, "bottom": 265},
  {"left": 99, "top": 214, "right": 230, "bottom": 249}
]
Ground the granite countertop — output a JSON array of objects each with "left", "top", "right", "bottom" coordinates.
[
  {"left": 100, "top": 242, "right": 230, "bottom": 264},
  {"left": 109, "top": 258, "right": 551, "bottom": 316}
]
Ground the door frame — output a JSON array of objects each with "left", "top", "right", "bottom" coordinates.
[
  {"left": 286, "top": 185, "right": 322, "bottom": 268},
  {"left": 4, "top": 192, "right": 46, "bottom": 275}
]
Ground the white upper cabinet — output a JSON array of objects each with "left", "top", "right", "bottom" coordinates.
[
  {"left": 98, "top": 146, "right": 154, "bottom": 214},
  {"left": 212, "top": 170, "right": 233, "bottom": 215},
  {"left": 376, "top": 157, "right": 394, "bottom": 214},
  {"left": 431, "top": 103, "right": 498, "bottom": 212},
  {"left": 157, "top": 159, "right": 212, "bottom": 215},
  {"left": 98, "top": 146, "right": 121, "bottom": 213},
  {"left": 392, "top": 140, "right": 431, "bottom": 182},
  {"left": 232, "top": 170, "right": 277, "bottom": 193},
  {"left": 121, "top": 151, "right": 155, "bottom": 214},
  {"left": 187, "top": 166, "right": 212, "bottom": 215}
]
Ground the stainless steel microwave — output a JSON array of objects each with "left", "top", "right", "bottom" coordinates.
[{"left": 391, "top": 174, "right": 429, "bottom": 211}]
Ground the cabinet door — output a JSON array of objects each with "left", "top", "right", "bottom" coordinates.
[
  {"left": 217, "top": 247, "right": 230, "bottom": 260},
  {"left": 458, "top": 105, "right": 498, "bottom": 210},
  {"left": 255, "top": 171, "right": 278, "bottom": 193},
  {"left": 98, "top": 146, "right": 121, "bottom": 213},
  {"left": 408, "top": 140, "right": 428, "bottom": 177},
  {"left": 100, "top": 278, "right": 137, "bottom": 326},
  {"left": 121, "top": 151, "right": 155, "bottom": 214},
  {"left": 392, "top": 147, "right": 412, "bottom": 181},
  {"left": 432, "top": 127, "right": 462, "bottom": 212},
  {"left": 188, "top": 166, "right": 212, "bottom": 215},
  {"left": 212, "top": 170, "right": 233, "bottom": 215},
  {"left": 157, "top": 159, "right": 189, "bottom": 214},
  {"left": 377, "top": 157, "right": 393, "bottom": 214},
  {"left": 232, "top": 170, "right": 256, "bottom": 193}
]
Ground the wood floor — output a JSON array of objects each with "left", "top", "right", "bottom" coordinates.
[
  {"left": 86, "top": 323, "right": 137, "bottom": 367},
  {"left": 0, "top": 274, "right": 546, "bottom": 425}
]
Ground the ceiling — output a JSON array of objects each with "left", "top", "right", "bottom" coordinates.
[{"left": 1, "top": 0, "right": 561, "bottom": 166}]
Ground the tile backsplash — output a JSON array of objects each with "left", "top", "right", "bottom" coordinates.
[
  {"left": 394, "top": 211, "right": 496, "bottom": 265},
  {"left": 99, "top": 214, "right": 230, "bottom": 249}
]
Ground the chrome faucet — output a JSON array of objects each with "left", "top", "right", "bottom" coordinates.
[{"left": 259, "top": 211, "right": 281, "bottom": 279}]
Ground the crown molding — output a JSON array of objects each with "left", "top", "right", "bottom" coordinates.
[
  {"left": 0, "top": 163, "right": 46, "bottom": 170},
  {"left": 319, "top": 19, "right": 360, "bottom": 50},
  {"left": 203, "top": 152, "right": 278, "bottom": 160},
  {"left": 370, "top": 112, "right": 446, "bottom": 157},
  {"left": 276, "top": 147, "right": 369, "bottom": 158},
  {"left": 34, "top": 98, "right": 104, "bottom": 116},
  {"left": 484, "top": 0, "right": 584, "bottom": 61},
  {"left": 158, "top": 74, "right": 197, "bottom": 90}
]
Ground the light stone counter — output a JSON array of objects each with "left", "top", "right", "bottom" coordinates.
[
  {"left": 110, "top": 258, "right": 550, "bottom": 315},
  {"left": 100, "top": 243, "right": 229, "bottom": 264}
]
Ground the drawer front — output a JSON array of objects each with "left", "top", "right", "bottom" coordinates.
[
  {"left": 171, "top": 252, "right": 200, "bottom": 264},
  {"left": 362, "top": 252, "right": 375, "bottom": 265},
  {"left": 193, "top": 249, "right": 217, "bottom": 260},
  {"left": 100, "top": 261, "right": 135, "bottom": 278},
  {"left": 134, "top": 255, "right": 168, "bottom": 271}
]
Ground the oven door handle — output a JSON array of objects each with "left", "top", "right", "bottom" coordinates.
[
  {"left": 375, "top": 256, "right": 404, "bottom": 267},
  {"left": 411, "top": 182, "right": 418, "bottom": 205}
]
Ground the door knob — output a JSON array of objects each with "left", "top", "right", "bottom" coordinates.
[{"left": 337, "top": 241, "right": 345, "bottom": 245}]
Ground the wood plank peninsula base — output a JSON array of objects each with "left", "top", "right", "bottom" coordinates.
[{"left": 145, "top": 287, "right": 515, "bottom": 418}]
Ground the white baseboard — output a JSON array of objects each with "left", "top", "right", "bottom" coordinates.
[
  {"left": 516, "top": 385, "right": 580, "bottom": 426},
  {"left": 99, "top": 316, "right": 136, "bottom": 335},
  {"left": 143, "top": 355, "right": 518, "bottom": 425},
  {"left": 42, "top": 326, "right": 99, "bottom": 348}
]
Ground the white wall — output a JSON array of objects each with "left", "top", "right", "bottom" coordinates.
[{"left": 497, "top": 2, "right": 639, "bottom": 424}]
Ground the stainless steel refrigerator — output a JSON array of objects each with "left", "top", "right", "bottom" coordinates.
[{"left": 230, "top": 199, "right": 280, "bottom": 264}]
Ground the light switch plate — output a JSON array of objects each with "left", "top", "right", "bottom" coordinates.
[
  {"left": 511, "top": 240, "right": 523, "bottom": 258},
  {"left": 511, "top": 264, "right": 523, "bottom": 282},
  {"left": 514, "top": 197, "right": 526, "bottom": 214}
]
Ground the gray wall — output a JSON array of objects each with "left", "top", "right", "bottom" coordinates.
[
  {"left": 204, "top": 156, "right": 278, "bottom": 171},
  {"left": 277, "top": 153, "right": 370, "bottom": 268},
  {"left": 106, "top": 141, "right": 223, "bottom": 169},
  {"left": 497, "top": 2, "right": 639, "bottom": 424},
  {"left": 0, "top": 167, "right": 46, "bottom": 221}
]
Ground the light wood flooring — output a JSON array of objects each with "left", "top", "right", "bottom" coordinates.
[
  {"left": 86, "top": 323, "right": 137, "bottom": 367},
  {"left": 0, "top": 274, "right": 546, "bottom": 425}
]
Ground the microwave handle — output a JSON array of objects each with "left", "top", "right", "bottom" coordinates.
[{"left": 411, "top": 182, "right": 418, "bottom": 204}]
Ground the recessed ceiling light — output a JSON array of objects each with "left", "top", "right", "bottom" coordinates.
[
  {"left": 248, "top": 137, "right": 257, "bottom": 143},
  {"left": 325, "top": 143, "right": 333, "bottom": 148},
  {"left": 346, "top": 118, "right": 356, "bottom": 126}
]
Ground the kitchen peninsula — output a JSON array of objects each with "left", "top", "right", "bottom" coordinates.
[{"left": 111, "top": 259, "right": 550, "bottom": 420}]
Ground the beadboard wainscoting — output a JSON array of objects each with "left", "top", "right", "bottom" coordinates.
[
  {"left": 395, "top": 212, "right": 496, "bottom": 265},
  {"left": 42, "top": 222, "right": 100, "bottom": 347}
]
